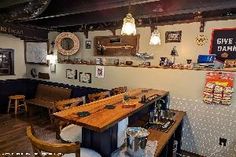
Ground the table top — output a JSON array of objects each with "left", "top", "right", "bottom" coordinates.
[
  {"left": 148, "top": 110, "right": 186, "bottom": 157},
  {"left": 53, "top": 88, "right": 169, "bottom": 132}
]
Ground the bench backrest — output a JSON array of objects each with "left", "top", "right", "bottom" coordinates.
[{"left": 35, "top": 84, "right": 72, "bottom": 101}]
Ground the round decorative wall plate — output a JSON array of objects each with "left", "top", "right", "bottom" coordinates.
[
  {"left": 195, "top": 34, "right": 208, "bottom": 46},
  {"left": 55, "top": 32, "right": 80, "bottom": 56}
]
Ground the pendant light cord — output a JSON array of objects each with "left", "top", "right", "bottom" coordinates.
[{"left": 128, "top": 0, "right": 131, "bottom": 13}]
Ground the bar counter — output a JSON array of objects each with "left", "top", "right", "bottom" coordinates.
[
  {"left": 53, "top": 88, "right": 169, "bottom": 132},
  {"left": 53, "top": 88, "right": 186, "bottom": 157}
]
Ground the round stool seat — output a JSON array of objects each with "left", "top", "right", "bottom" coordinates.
[
  {"left": 9, "top": 95, "right": 25, "bottom": 100},
  {"left": 62, "top": 148, "right": 101, "bottom": 157},
  {"left": 60, "top": 124, "right": 82, "bottom": 143}
]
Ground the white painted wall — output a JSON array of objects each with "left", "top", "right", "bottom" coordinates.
[
  {"left": 26, "top": 19, "right": 236, "bottom": 156},
  {"left": 0, "top": 33, "right": 26, "bottom": 79}
]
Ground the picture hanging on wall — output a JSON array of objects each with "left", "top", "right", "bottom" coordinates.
[
  {"left": 165, "top": 31, "right": 182, "bottom": 43},
  {"left": 66, "top": 69, "right": 77, "bottom": 79},
  {"left": 85, "top": 40, "right": 92, "bottom": 49},
  {"left": 25, "top": 41, "right": 48, "bottom": 65},
  {"left": 209, "top": 28, "right": 236, "bottom": 62},
  {"left": 79, "top": 72, "right": 92, "bottom": 83},
  {"left": 95, "top": 66, "right": 105, "bottom": 78}
]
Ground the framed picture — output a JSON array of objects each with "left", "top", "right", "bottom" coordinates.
[
  {"left": 95, "top": 66, "right": 105, "bottom": 78},
  {"left": 85, "top": 40, "right": 92, "bottom": 49},
  {"left": 25, "top": 41, "right": 49, "bottom": 64},
  {"left": 79, "top": 72, "right": 92, "bottom": 83},
  {"left": 209, "top": 28, "right": 236, "bottom": 62},
  {"left": 66, "top": 69, "right": 77, "bottom": 79},
  {"left": 165, "top": 31, "right": 182, "bottom": 43}
]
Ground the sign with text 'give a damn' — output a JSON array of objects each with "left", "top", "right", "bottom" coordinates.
[{"left": 210, "top": 28, "right": 236, "bottom": 62}]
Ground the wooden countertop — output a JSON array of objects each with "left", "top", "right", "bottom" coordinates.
[
  {"left": 148, "top": 110, "right": 186, "bottom": 157},
  {"left": 53, "top": 88, "right": 168, "bottom": 132}
]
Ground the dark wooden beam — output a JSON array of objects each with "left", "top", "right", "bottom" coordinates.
[
  {"left": 21, "top": 1, "right": 163, "bottom": 28},
  {"left": 56, "top": 10, "right": 236, "bottom": 32},
  {"left": 0, "top": 23, "right": 48, "bottom": 41},
  {"left": 20, "top": 0, "right": 236, "bottom": 30},
  {"left": 0, "top": 0, "right": 32, "bottom": 9},
  {"left": 25, "top": 0, "right": 161, "bottom": 21}
]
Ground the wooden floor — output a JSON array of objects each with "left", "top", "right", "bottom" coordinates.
[{"left": 0, "top": 111, "right": 56, "bottom": 157}]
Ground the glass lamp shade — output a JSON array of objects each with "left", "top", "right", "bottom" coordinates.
[
  {"left": 149, "top": 29, "right": 161, "bottom": 45},
  {"left": 121, "top": 13, "right": 136, "bottom": 35}
]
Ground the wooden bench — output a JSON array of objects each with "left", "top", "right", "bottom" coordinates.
[{"left": 26, "top": 84, "right": 72, "bottom": 116}]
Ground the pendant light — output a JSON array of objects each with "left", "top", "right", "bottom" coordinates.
[
  {"left": 121, "top": 2, "right": 136, "bottom": 35},
  {"left": 149, "top": 26, "right": 161, "bottom": 45}
]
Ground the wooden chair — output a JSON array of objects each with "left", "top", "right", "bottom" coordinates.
[
  {"left": 55, "top": 97, "right": 85, "bottom": 111},
  {"left": 87, "top": 91, "right": 110, "bottom": 103},
  {"left": 26, "top": 126, "right": 101, "bottom": 157},
  {"left": 54, "top": 97, "right": 85, "bottom": 143},
  {"left": 110, "top": 86, "right": 127, "bottom": 96}
]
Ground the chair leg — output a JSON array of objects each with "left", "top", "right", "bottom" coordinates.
[
  {"left": 8, "top": 99, "right": 11, "bottom": 114},
  {"left": 14, "top": 100, "right": 18, "bottom": 115}
]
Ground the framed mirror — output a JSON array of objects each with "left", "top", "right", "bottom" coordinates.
[{"left": 55, "top": 32, "right": 80, "bottom": 56}]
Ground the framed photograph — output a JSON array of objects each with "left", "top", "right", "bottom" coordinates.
[
  {"left": 165, "top": 31, "right": 182, "bottom": 43},
  {"left": 66, "top": 69, "right": 77, "bottom": 79},
  {"left": 25, "top": 41, "right": 49, "bottom": 64},
  {"left": 85, "top": 40, "right": 92, "bottom": 49},
  {"left": 95, "top": 66, "right": 105, "bottom": 78},
  {"left": 79, "top": 72, "right": 92, "bottom": 83}
]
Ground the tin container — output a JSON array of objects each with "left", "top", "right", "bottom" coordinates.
[{"left": 126, "top": 127, "right": 150, "bottom": 156}]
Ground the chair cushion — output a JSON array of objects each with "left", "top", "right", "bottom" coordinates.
[
  {"left": 60, "top": 124, "right": 82, "bottom": 143},
  {"left": 62, "top": 148, "right": 101, "bottom": 157}
]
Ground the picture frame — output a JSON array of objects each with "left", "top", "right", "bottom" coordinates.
[
  {"left": 25, "top": 41, "right": 49, "bottom": 65},
  {"left": 66, "top": 69, "right": 77, "bottom": 79},
  {"left": 85, "top": 40, "right": 92, "bottom": 49},
  {"left": 95, "top": 66, "right": 105, "bottom": 78},
  {"left": 79, "top": 72, "right": 92, "bottom": 83},
  {"left": 165, "top": 31, "right": 182, "bottom": 43}
]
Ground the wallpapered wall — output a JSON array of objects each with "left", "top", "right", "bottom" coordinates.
[{"left": 26, "top": 19, "right": 236, "bottom": 156}]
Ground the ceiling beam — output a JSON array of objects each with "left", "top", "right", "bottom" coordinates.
[
  {"left": 0, "top": 23, "right": 48, "bottom": 40},
  {"left": 24, "top": 0, "right": 161, "bottom": 21},
  {"left": 21, "top": 1, "right": 163, "bottom": 28},
  {"left": 20, "top": 0, "right": 236, "bottom": 30},
  {"left": 0, "top": 0, "right": 33, "bottom": 9}
]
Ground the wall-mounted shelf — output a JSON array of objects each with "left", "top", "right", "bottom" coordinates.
[
  {"left": 94, "top": 35, "right": 140, "bottom": 56},
  {"left": 57, "top": 62, "right": 236, "bottom": 72}
]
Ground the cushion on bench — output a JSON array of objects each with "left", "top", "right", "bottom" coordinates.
[
  {"left": 26, "top": 84, "right": 72, "bottom": 109},
  {"left": 35, "top": 84, "right": 71, "bottom": 101}
]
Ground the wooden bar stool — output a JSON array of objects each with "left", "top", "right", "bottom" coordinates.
[{"left": 8, "top": 95, "right": 27, "bottom": 114}]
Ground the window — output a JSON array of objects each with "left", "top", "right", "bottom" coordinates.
[{"left": 0, "top": 48, "right": 14, "bottom": 75}]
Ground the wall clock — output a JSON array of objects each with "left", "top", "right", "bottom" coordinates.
[{"left": 55, "top": 32, "right": 80, "bottom": 56}]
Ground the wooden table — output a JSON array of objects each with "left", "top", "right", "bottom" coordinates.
[
  {"left": 148, "top": 110, "right": 186, "bottom": 157},
  {"left": 53, "top": 88, "right": 169, "bottom": 132}
]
